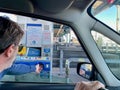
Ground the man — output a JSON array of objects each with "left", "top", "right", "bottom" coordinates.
[
  {"left": 0, "top": 16, "right": 42, "bottom": 79},
  {"left": 0, "top": 16, "right": 24, "bottom": 73},
  {"left": 0, "top": 16, "right": 105, "bottom": 90}
]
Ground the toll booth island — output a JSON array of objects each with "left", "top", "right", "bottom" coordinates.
[{"left": 15, "top": 15, "right": 53, "bottom": 81}]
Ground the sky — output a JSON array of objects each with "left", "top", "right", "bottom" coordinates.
[{"left": 95, "top": 5, "right": 118, "bottom": 30}]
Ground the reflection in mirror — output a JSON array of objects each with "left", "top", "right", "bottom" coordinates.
[{"left": 77, "top": 63, "right": 93, "bottom": 79}]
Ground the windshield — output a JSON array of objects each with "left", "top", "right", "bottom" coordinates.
[{"left": 91, "top": 0, "right": 120, "bottom": 79}]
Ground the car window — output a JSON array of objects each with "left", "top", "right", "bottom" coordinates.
[
  {"left": 92, "top": 31, "right": 120, "bottom": 79},
  {"left": 0, "top": 12, "right": 90, "bottom": 83},
  {"left": 91, "top": 0, "right": 120, "bottom": 80},
  {"left": 92, "top": 0, "right": 120, "bottom": 32}
]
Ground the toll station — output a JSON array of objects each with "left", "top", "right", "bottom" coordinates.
[{"left": 13, "top": 15, "right": 53, "bottom": 82}]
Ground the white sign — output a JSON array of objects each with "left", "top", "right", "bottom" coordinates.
[{"left": 26, "top": 24, "right": 42, "bottom": 47}]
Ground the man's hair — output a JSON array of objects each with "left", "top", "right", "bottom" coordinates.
[{"left": 0, "top": 16, "right": 24, "bottom": 54}]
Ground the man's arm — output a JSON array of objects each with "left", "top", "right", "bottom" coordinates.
[{"left": 6, "top": 64, "right": 36, "bottom": 75}]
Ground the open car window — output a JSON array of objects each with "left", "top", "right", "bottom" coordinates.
[{"left": 0, "top": 12, "right": 91, "bottom": 83}]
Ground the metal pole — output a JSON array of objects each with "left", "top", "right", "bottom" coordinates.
[
  {"left": 60, "top": 50, "right": 63, "bottom": 74},
  {"left": 116, "top": 5, "right": 119, "bottom": 31}
]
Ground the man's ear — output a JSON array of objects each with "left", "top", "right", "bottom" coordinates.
[{"left": 4, "top": 44, "right": 15, "bottom": 57}]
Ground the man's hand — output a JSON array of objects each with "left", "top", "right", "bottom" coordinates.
[
  {"left": 74, "top": 81, "right": 105, "bottom": 90},
  {"left": 35, "top": 64, "right": 43, "bottom": 74}
]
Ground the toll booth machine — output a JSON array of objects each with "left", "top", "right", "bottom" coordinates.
[{"left": 15, "top": 16, "right": 53, "bottom": 82}]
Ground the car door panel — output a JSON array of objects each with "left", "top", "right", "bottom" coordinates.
[{"left": 0, "top": 82, "right": 75, "bottom": 90}]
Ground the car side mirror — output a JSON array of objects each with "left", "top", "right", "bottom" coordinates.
[{"left": 77, "top": 62, "right": 93, "bottom": 80}]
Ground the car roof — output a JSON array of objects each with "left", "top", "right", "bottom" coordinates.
[{"left": 0, "top": 0, "right": 92, "bottom": 13}]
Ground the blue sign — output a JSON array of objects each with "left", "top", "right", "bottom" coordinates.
[{"left": 44, "top": 48, "right": 50, "bottom": 53}]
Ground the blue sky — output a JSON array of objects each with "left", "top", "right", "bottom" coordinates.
[{"left": 95, "top": 6, "right": 118, "bottom": 30}]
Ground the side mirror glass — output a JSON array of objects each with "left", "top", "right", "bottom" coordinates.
[{"left": 77, "top": 62, "right": 93, "bottom": 79}]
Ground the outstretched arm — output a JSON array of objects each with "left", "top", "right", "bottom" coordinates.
[{"left": 6, "top": 64, "right": 39, "bottom": 75}]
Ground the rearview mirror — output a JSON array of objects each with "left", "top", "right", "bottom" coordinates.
[{"left": 77, "top": 62, "right": 93, "bottom": 79}]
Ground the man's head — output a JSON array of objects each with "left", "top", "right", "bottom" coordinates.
[{"left": 0, "top": 16, "right": 24, "bottom": 71}]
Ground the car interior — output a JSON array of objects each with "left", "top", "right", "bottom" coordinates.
[{"left": 0, "top": 0, "right": 120, "bottom": 90}]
